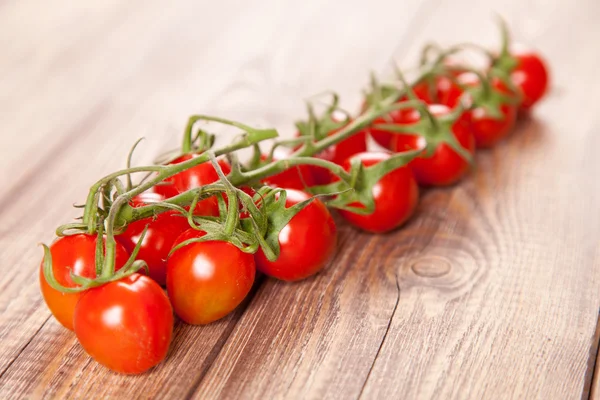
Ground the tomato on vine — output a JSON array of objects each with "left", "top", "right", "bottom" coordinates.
[
  {"left": 368, "top": 109, "right": 408, "bottom": 150},
  {"left": 254, "top": 189, "right": 337, "bottom": 281},
  {"left": 116, "top": 192, "right": 190, "bottom": 286},
  {"left": 491, "top": 21, "right": 550, "bottom": 112},
  {"left": 365, "top": 73, "right": 463, "bottom": 150},
  {"left": 412, "top": 75, "right": 463, "bottom": 108},
  {"left": 337, "top": 152, "right": 419, "bottom": 233},
  {"left": 390, "top": 105, "right": 475, "bottom": 186},
  {"left": 39, "top": 234, "right": 129, "bottom": 331},
  {"left": 154, "top": 154, "right": 231, "bottom": 216},
  {"left": 167, "top": 229, "right": 256, "bottom": 325},
  {"left": 505, "top": 49, "right": 549, "bottom": 111},
  {"left": 74, "top": 273, "right": 173, "bottom": 374},
  {"left": 456, "top": 72, "right": 518, "bottom": 148},
  {"left": 338, "top": 151, "right": 419, "bottom": 233}
]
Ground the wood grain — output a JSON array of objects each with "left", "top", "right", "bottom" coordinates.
[{"left": 1, "top": 0, "right": 599, "bottom": 399}]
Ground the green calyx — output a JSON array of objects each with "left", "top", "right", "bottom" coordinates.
[
  {"left": 373, "top": 102, "right": 474, "bottom": 166},
  {"left": 458, "top": 69, "right": 520, "bottom": 120},
  {"left": 308, "top": 147, "right": 424, "bottom": 215}
]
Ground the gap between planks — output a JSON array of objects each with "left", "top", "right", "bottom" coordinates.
[{"left": 584, "top": 309, "right": 600, "bottom": 400}]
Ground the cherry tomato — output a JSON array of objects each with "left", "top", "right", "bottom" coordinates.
[
  {"left": 39, "top": 234, "right": 129, "bottom": 331},
  {"left": 254, "top": 189, "right": 337, "bottom": 281},
  {"left": 508, "top": 49, "right": 549, "bottom": 111},
  {"left": 336, "top": 152, "right": 419, "bottom": 233},
  {"left": 467, "top": 104, "right": 517, "bottom": 148},
  {"left": 74, "top": 273, "right": 173, "bottom": 374},
  {"left": 368, "top": 109, "right": 407, "bottom": 150},
  {"left": 391, "top": 105, "right": 475, "bottom": 186},
  {"left": 154, "top": 154, "right": 231, "bottom": 216},
  {"left": 457, "top": 72, "right": 518, "bottom": 148},
  {"left": 116, "top": 193, "right": 190, "bottom": 286},
  {"left": 369, "top": 79, "right": 463, "bottom": 151},
  {"left": 297, "top": 123, "right": 367, "bottom": 185},
  {"left": 167, "top": 229, "right": 255, "bottom": 325},
  {"left": 260, "top": 151, "right": 316, "bottom": 190},
  {"left": 325, "top": 125, "right": 368, "bottom": 165},
  {"left": 412, "top": 76, "right": 463, "bottom": 108}
]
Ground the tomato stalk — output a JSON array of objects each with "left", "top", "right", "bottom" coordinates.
[
  {"left": 491, "top": 16, "right": 518, "bottom": 73},
  {"left": 112, "top": 98, "right": 424, "bottom": 226},
  {"left": 81, "top": 119, "right": 279, "bottom": 234}
]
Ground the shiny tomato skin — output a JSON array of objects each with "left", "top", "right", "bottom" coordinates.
[
  {"left": 167, "top": 229, "right": 255, "bottom": 325},
  {"left": 327, "top": 126, "right": 368, "bottom": 165},
  {"left": 391, "top": 105, "right": 476, "bottom": 186},
  {"left": 116, "top": 193, "right": 190, "bottom": 286},
  {"left": 337, "top": 152, "right": 419, "bottom": 233},
  {"left": 413, "top": 76, "right": 463, "bottom": 108},
  {"left": 74, "top": 273, "right": 173, "bottom": 374},
  {"left": 154, "top": 154, "right": 231, "bottom": 216},
  {"left": 468, "top": 103, "right": 517, "bottom": 148},
  {"left": 510, "top": 50, "right": 549, "bottom": 111},
  {"left": 456, "top": 72, "right": 518, "bottom": 148},
  {"left": 260, "top": 153, "right": 316, "bottom": 190},
  {"left": 254, "top": 189, "right": 337, "bottom": 281},
  {"left": 39, "top": 234, "right": 129, "bottom": 331},
  {"left": 370, "top": 125, "right": 394, "bottom": 150},
  {"left": 368, "top": 109, "right": 408, "bottom": 150}
]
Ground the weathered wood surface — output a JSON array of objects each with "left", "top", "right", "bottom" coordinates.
[{"left": 0, "top": 0, "right": 599, "bottom": 399}]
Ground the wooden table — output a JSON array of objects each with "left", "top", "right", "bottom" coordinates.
[{"left": 1, "top": 0, "right": 599, "bottom": 398}]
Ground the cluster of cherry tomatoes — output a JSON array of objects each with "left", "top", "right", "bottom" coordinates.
[{"left": 39, "top": 27, "right": 549, "bottom": 375}]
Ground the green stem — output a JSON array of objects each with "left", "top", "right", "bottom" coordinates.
[
  {"left": 208, "top": 152, "right": 239, "bottom": 237},
  {"left": 293, "top": 98, "right": 408, "bottom": 157},
  {"left": 82, "top": 127, "right": 277, "bottom": 233},
  {"left": 101, "top": 195, "right": 129, "bottom": 278},
  {"left": 113, "top": 156, "right": 351, "bottom": 227}
]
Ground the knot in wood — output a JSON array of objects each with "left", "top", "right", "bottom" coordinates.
[{"left": 410, "top": 256, "right": 451, "bottom": 278}]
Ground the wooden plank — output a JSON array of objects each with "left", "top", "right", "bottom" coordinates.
[
  {"left": 0, "top": 0, "right": 429, "bottom": 398},
  {"left": 185, "top": 1, "right": 600, "bottom": 399}
]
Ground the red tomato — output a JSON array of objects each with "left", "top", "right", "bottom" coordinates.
[
  {"left": 154, "top": 154, "right": 231, "bottom": 216},
  {"left": 457, "top": 72, "right": 518, "bottom": 148},
  {"left": 369, "top": 79, "right": 463, "bottom": 151},
  {"left": 39, "top": 234, "right": 129, "bottom": 331},
  {"left": 509, "top": 49, "right": 549, "bottom": 111},
  {"left": 467, "top": 104, "right": 517, "bottom": 148},
  {"left": 325, "top": 125, "right": 368, "bottom": 165},
  {"left": 116, "top": 193, "right": 190, "bottom": 286},
  {"left": 412, "top": 76, "right": 463, "bottom": 108},
  {"left": 336, "top": 152, "right": 419, "bottom": 233},
  {"left": 74, "top": 273, "right": 173, "bottom": 374},
  {"left": 391, "top": 105, "right": 475, "bottom": 186},
  {"left": 260, "top": 151, "right": 316, "bottom": 190},
  {"left": 254, "top": 189, "right": 337, "bottom": 281},
  {"left": 297, "top": 123, "right": 367, "bottom": 185},
  {"left": 167, "top": 229, "right": 255, "bottom": 325},
  {"left": 368, "top": 109, "right": 407, "bottom": 150}
]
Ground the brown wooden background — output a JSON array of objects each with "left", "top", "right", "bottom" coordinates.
[{"left": 1, "top": 0, "right": 599, "bottom": 399}]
